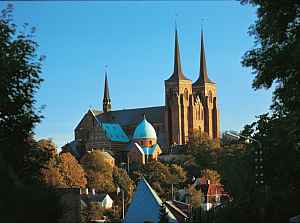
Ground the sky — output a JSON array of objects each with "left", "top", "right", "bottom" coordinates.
[{"left": 3, "top": 1, "right": 273, "bottom": 147}]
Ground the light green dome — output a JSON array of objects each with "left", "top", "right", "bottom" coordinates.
[{"left": 133, "top": 116, "right": 157, "bottom": 140}]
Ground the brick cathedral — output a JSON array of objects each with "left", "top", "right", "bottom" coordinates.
[{"left": 64, "top": 29, "right": 220, "bottom": 160}]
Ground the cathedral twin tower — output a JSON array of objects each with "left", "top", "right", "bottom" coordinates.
[
  {"left": 164, "top": 29, "right": 220, "bottom": 145},
  {"left": 102, "top": 28, "right": 220, "bottom": 147}
]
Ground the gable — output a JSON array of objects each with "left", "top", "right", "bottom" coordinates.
[{"left": 124, "top": 178, "right": 177, "bottom": 223}]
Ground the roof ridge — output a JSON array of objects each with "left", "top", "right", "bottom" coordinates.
[
  {"left": 141, "top": 178, "right": 177, "bottom": 221},
  {"left": 107, "top": 105, "right": 164, "bottom": 113}
]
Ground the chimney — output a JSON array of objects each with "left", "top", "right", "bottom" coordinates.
[
  {"left": 85, "top": 188, "right": 89, "bottom": 195},
  {"left": 92, "top": 188, "right": 96, "bottom": 195}
]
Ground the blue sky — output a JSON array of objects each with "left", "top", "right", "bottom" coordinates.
[{"left": 4, "top": 1, "right": 273, "bottom": 147}]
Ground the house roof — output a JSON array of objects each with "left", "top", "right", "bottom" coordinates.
[
  {"left": 124, "top": 178, "right": 177, "bottom": 223},
  {"left": 165, "top": 201, "right": 188, "bottom": 219},
  {"left": 81, "top": 193, "right": 112, "bottom": 204}
]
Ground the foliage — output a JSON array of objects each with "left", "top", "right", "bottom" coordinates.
[
  {"left": 38, "top": 139, "right": 87, "bottom": 188},
  {"left": 59, "top": 152, "right": 87, "bottom": 188},
  {"left": 214, "top": 1, "right": 300, "bottom": 222},
  {"left": 40, "top": 158, "right": 64, "bottom": 187},
  {"left": 81, "top": 149, "right": 134, "bottom": 210},
  {"left": 188, "top": 186, "right": 203, "bottom": 208},
  {"left": 0, "top": 4, "right": 62, "bottom": 222},
  {"left": 241, "top": 0, "right": 300, "bottom": 119},
  {"left": 113, "top": 167, "right": 134, "bottom": 201},
  {"left": 159, "top": 202, "right": 169, "bottom": 223},
  {"left": 200, "top": 169, "right": 221, "bottom": 185},
  {"left": 169, "top": 164, "right": 187, "bottom": 186},
  {"left": 80, "top": 150, "right": 112, "bottom": 173},
  {"left": 0, "top": 4, "right": 44, "bottom": 178},
  {"left": 140, "top": 161, "right": 187, "bottom": 200},
  {"left": 188, "top": 131, "right": 218, "bottom": 171},
  {"left": 37, "top": 139, "right": 57, "bottom": 158},
  {"left": 81, "top": 150, "right": 115, "bottom": 192}
]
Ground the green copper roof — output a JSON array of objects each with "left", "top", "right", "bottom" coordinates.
[
  {"left": 101, "top": 123, "right": 129, "bottom": 142},
  {"left": 133, "top": 116, "right": 157, "bottom": 140}
]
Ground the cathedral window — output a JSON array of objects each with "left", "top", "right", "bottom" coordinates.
[
  {"left": 208, "top": 91, "right": 213, "bottom": 103},
  {"left": 184, "top": 89, "right": 188, "bottom": 100}
]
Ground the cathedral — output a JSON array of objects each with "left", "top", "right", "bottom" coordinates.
[{"left": 64, "top": 29, "right": 220, "bottom": 161}]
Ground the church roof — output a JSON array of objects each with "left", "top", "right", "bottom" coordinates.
[
  {"left": 166, "top": 29, "right": 190, "bottom": 82},
  {"left": 133, "top": 116, "right": 157, "bottom": 140},
  {"left": 95, "top": 106, "right": 164, "bottom": 126},
  {"left": 193, "top": 30, "right": 215, "bottom": 85},
  {"left": 124, "top": 178, "right": 177, "bottom": 223},
  {"left": 101, "top": 123, "right": 129, "bottom": 142}
]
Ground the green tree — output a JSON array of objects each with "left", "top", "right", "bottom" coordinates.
[
  {"left": 0, "top": 4, "right": 62, "bottom": 222},
  {"left": 113, "top": 167, "right": 134, "bottom": 201},
  {"left": 169, "top": 164, "right": 187, "bottom": 184},
  {"left": 188, "top": 131, "right": 218, "bottom": 171},
  {"left": 215, "top": 1, "right": 300, "bottom": 222}
]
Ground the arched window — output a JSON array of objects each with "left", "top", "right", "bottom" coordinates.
[
  {"left": 208, "top": 91, "right": 213, "bottom": 103},
  {"left": 184, "top": 89, "right": 189, "bottom": 100}
]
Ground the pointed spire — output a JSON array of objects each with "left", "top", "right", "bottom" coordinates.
[
  {"left": 167, "top": 28, "right": 189, "bottom": 81},
  {"left": 103, "top": 69, "right": 111, "bottom": 113},
  {"left": 104, "top": 71, "right": 110, "bottom": 99},
  {"left": 194, "top": 30, "right": 214, "bottom": 85}
]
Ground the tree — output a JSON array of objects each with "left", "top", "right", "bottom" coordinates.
[
  {"left": 37, "top": 139, "right": 57, "bottom": 159},
  {"left": 80, "top": 150, "right": 112, "bottom": 173},
  {"left": 0, "top": 4, "right": 44, "bottom": 178},
  {"left": 0, "top": 4, "right": 62, "bottom": 222},
  {"left": 40, "top": 158, "right": 64, "bottom": 187},
  {"left": 159, "top": 202, "right": 169, "bottom": 223},
  {"left": 142, "top": 161, "right": 173, "bottom": 198},
  {"left": 113, "top": 167, "right": 134, "bottom": 202},
  {"left": 169, "top": 164, "right": 187, "bottom": 188},
  {"left": 188, "top": 131, "right": 218, "bottom": 171},
  {"left": 213, "top": 1, "right": 300, "bottom": 218},
  {"left": 201, "top": 169, "right": 221, "bottom": 185},
  {"left": 59, "top": 152, "right": 87, "bottom": 188},
  {"left": 241, "top": 0, "right": 300, "bottom": 120},
  {"left": 38, "top": 139, "right": 87, "bottom": 188},
  {"left": 81, "top": 150, "right": 116, "bottom": 193}
]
